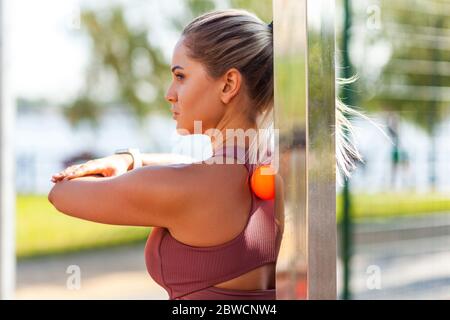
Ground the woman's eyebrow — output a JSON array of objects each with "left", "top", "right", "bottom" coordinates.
[{"left": 171, "top": 65, "right": 184, "bottom": 73}]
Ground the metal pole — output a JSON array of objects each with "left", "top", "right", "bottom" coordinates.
[
  {"left": 305, "top": 0, "right": 337, "bottom": 299},
  {"left": 274, "top": 0, "right": 337, "bottom": 299},
  {"left": 0, "top": 0, "right": 16, "bottom": 300}
]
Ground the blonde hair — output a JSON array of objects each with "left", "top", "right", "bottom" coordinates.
[
  {"left": 335, "top": 75, "right": 392, "bottom": 186},
  {"left": 181, "top": 9, "right": 273, "bottom": 165},
  {"left": 335, "top": 76, "right": 364, "bottom": 186}
]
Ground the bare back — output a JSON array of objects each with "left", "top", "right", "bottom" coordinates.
[{"left": 168, "top": 154, "right": 285, "bottom": 291}]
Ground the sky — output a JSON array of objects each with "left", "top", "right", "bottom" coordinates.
[{"left": 7, "top": 0, "right": 185, "bottom": 104}]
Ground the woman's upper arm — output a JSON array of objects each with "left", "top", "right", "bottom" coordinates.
[{"left": 48, "top": 164, "right": 200, "bottom": 227}]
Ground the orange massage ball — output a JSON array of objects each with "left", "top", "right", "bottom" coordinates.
[{"left": 250, "top": 165, "right": 275, "bottom": 200}]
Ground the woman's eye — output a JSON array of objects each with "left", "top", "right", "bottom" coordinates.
[{"left": 175, "top": 74, "right": 184, "bottom": 80}]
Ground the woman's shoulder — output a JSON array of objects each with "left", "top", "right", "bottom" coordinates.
[
  {"left": 188, "top": 155, "right": 249, "bottom": 191},
  {"left": 158, "top": 155, "right": 250, "bottom": 217},
  {"left": 167, "top": 156, "right": 253, "bottom": 246}
]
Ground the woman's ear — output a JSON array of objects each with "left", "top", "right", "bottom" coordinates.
[{"left": 220, "top": 68, "right": 242, "bottom": 104}]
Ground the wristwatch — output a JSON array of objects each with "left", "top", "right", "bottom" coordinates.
[{"left": 114, "top": 148, "right": 142, "bottom": 170}]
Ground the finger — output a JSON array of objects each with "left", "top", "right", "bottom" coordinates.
[
  {"left": 52, "top": 165, "right": 80, "bottom": 181},
  {"left": 52, "top": 174, "right": 65, "bottom": 182},
  {"left": 68, "top": 162, "right": 103, "bottom": 178},
  {"left": 68, "top": 166, "right": 90, "bottom": 178},
  {"left": 58, "top": 167, "right": 76, "bottom": 177},
  {"left": 61, "top": 164, "right": 84, "bottom": 176},
  {"left": 55, "top": 161, "right": 103, "bottom": 180},
  {"left": 85, "top": 162, "right": 106, "bottom": 175},
  {"left": 64, "top": 172, "right": 83, "bottom": 180}
]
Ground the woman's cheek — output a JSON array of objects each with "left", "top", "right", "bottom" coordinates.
[{"left": 178, "top": 87, "right": 190, "bottom": 106}]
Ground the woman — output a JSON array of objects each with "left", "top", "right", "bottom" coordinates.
[
  {"left": 49, "top": 9, "right": 367, "bottom": 300},
  {"left": 49, "top": 9, "right": 283, "bottom": 300}
]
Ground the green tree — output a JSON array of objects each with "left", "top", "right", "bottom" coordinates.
[
  {"left": 64, "top": 5, "right": 170, "bottom": 128},
  {"left": 230, "top": 0, "right": 272, "bottom": 22}
]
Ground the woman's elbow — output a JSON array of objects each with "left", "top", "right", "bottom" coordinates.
[
  {"left": 48, "top": 185, "right": 55, "bottom": 205},
  {"left": 48, "top": 183, "right": 62, "bottom": 210}
]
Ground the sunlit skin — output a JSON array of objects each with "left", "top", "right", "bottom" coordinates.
[{"left": 48, "top": 37, "right": 284, "bottom": 292}]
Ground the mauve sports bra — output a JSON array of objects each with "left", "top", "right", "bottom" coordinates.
[{"left": 144, "top": 145, "right": 282, "bottom": 300}]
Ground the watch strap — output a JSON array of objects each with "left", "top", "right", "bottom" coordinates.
[{"left": 115, "top": 148, "right": 142, "bottom": 170}]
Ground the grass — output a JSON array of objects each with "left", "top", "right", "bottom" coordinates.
[
  {"left": 336, "top": 191, "right": 450, "bottom": 223},
  {"left": 17, "top": 194, "right": 150, "bottom": 259},
  {"left": 16, "top": 191, "right": 450, "bottom": 259}
]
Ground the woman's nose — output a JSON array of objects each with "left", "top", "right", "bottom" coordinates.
[{"left": 165, "top": 88, "right": 177, "bottom": 103}]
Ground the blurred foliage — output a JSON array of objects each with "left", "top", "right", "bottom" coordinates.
[
  {"left": 64, "top": 6, "right": 170, "bottom": 128},
  {"left": 169, "top": 0, "right": 216, "bottom": 31},
  {"left": 63, "top": 96, "right": 102, "bottom": 127},
  {"left": 230, "top": 0, "right": 272, "bottom": 22},
  {"left": 170, "top": 0, "right": 272, "bottom": 30},
  {"left": 347, "top": 0, "right": 450, "bottom": 135}
]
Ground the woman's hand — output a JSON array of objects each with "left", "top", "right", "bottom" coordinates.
[{"left": 51, "top": 154, "right": 132, "bottom": 183}]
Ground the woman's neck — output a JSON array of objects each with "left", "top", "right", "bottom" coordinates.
[{"left": 209, "top": 118, "right": 256, "bottom": 153}]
